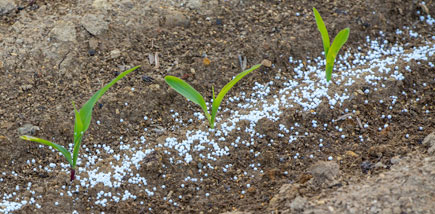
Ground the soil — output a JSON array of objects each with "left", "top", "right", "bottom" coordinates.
[{"left": 0, "top": 0, "right": 434, "bottom": 213}]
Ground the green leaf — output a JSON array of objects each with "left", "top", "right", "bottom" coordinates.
[
  {"left": 325, "top": 28, "right": 350, "bottom": 81},
  {"left": 325, "top": 62, "right": 334, "bottom": 82},
  {"left": 210, "top": 64, "right": 262, "bottom": 128},
  {"left": 72, "top": 101, "right": 83, "bottom": 145},
  {"left": 326, "top": 28, "right": 349, "bottom": 65},
  {"left": 165, "top": 76, "right": 211, "bottom": 122},
  {"left": 72, "top": 101, "right": 83, "bottom": 167},
  {"left": 313, "top": 7, "right": 330, "bottom": 56},
  {"left": 20, "top": 135, "right": 73, "bottom": 167},
  {"left": 77, "top": 65, "right": 141, "bottom": 133},
  {"left": 73, "top": 65, "right": 139, "bottom": 166}
]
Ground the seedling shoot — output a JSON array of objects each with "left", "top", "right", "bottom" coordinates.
[
  {"left": 313, "top": 7, "right": 350, "bottom": 82},
  {"left": 20, "top": 65, "right": 141, "bottom": 181},
  {"left": 165, "top": 64, "right": 262, "bottom": 129}
]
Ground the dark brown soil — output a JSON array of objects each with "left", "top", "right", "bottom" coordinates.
[{"left": 0, "top": 0, "right": 434, "bottom": 213}]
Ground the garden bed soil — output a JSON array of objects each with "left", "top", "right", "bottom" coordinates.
[{"left": 0, "top": 0, "right": 434, "bottom": 213}]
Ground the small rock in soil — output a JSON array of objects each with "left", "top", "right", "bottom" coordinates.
[
  {"left": 142, "top": 75, "right": 154, "bottom": 83},
  {"left": 0, "top": 0, "right": 16, "bottom": 16},
  {"left": 92, "top": 0, "right": 111, "bottom": 10},
  {"left": 309, "top": 161, "right": 340, "bottom": 187},
  {"left": 163, "top": 11, "right": 189, "bottom": 27},
  {"left": 345, "top": 150, "right": 358, "bottom": 158},
  {"left": 17, "top": 124, "right": 40, "bottom": 135},
  {"left": 422, "top": 132, "right": 435, "bottom": 155},
  {"left": 216, "top": 18, "right": 222, "bottom": 25},
  {"left": 368, "top": 145, "right": 387, "bottom": 158},
  {"left": 360, "top": 161, "right": 373, "bottom": 173},
  {"left": 374, "top": 162, "right": 387, "bottom": 169},
  {"left": 50, "top": 21, "right": 77, "bottom": 42},
  {"left": 268, "top": 183, "right": 300, "bottom": 208},
  {"left": 81, "top": 14, "right": 109, "bottom": 36},
  {"left": 110, "top": 49, "right": 121, "bottom": 58},
  {"left": 19, "top": 84, "right": 33, "bottom": 92},
  {"left": 88, "top": 49, "right": 96, "bottom": 56},
  {"left": 289, "top": 196, "right": 307, "bottom": 212},
  {"left": 261, "top": 59, "right": 272, "bottom": 67},
  {"left": 186, "top": 0, "right": 202, "bottom": 9}
]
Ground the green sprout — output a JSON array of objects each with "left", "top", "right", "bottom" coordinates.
[
  {"left": 313, "top": 7, "right": 350, "bottom": 82},
  {"left": 20, "top": 65, "right": 141, "bottom": 181},
  {"left": 165, "top": 64, "right": 262, "bottom": 129}
]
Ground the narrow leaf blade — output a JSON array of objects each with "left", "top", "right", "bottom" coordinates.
[
  {"left": 72, "top": 134, "right": 83, "bottom": 167},
  {"left": 78, "top": 65, "right": 140, "bottom": 132},
  {"left": 325, "top": 63, "right": 333, "bottom": 82},
  {"left": 325, "top": 28, "right": 350, "bottom": 81},
  {"left": 72, "top": 101, "right": 85, "bottom": 167},
  {"left": 73, "top": 101, "right": 83, "bottom": 145},
  {"left": 20, "top": 135, "right": 73, "bottom": 166},
  {"left": 211, "top": 64, "right": 262, "bottom": 127},
  {"left": 313, "top": 7, "right": 330, "bottom": 56},
  {"left": 327, "top": 28, "right": 350, "bottom": 65},
  {"left": 165, "top": 76, "right": 210, "bottom": 121}
]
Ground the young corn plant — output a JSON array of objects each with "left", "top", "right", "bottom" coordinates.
[
  {"left": 165, "top": 64, "right": 262, "bottom": 129},
  {"left": 20, "top": 65, "right": 140, "bottom": 181},
  {"left": 313, "top": 7, "right": 350, "bottom": 82}
]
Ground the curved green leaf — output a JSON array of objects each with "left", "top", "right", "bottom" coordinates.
[
  {"left": 165, "top": 76, "right": 210, "bottom": 122},
  {"left": 326, "top": 28, "right": 350, "bottom": 81},
  {"left": 20, "top": 135, "right": 73, "bottom": 167},
  {"left": 73, "top": 65, "right": 139, "bottom": 166},
  {"left": 313, "top": 7, "right": 330, "bottom": 56},
  {"left": 327, "top": 28, "right": 350, "bottom": 65},
  {"left": 78, "top": 65, "right": 141, "bottom": 133},
  {"left": 211, "top": 64, "right": 262, "bottom": 128}
]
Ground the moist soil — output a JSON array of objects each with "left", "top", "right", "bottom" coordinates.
[{"left": 0, "top": 0, "right": 434, "bottom": 213}]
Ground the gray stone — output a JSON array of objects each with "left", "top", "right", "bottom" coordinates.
[
  {"left": 81, "top": 14, "right": 108, "bottom": 36},
  {"left": 422, "top": 132, "right": 435, "bottom": 155},
  {"left": 92, "top": 0, "right": 111, "bottom": 10},
  {"left": 50, "top": 20, "right": 77, "bottom": 42},
  {"left": 0, "top": 0, "right": 16, "bottom": 16},
  {"left": 268, "top": 183, "right": 300, "bottom": 208},
  {"left": 186, "top": 0, "right": 202, "bottom": 9},
  {"left": 290, "top": 196, "right": 307, "bottom": 212},
  {"left": 374, "top": 162, "right": 387, "bottom": 169},
  {"left": 309, "top": 161, "right": 340, "bottom": 187},
  {"left": 164, "top": 11, "right": 189, "bottom": 27},
  {"left": 110, "top": 49, "right": 121, "bottom": 58},
  {"left": 17, "top": 124, "right": 40, "bottom": 136}
]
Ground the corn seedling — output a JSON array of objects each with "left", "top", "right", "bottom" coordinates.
[
  {"left": 313, "top": 7, "right": 350, "bottom": 82},
  {"left": 20, "top": 66, "right": 141, "bottom": 181},
  {"left": 165, "top": 64, "right": 262, "bottom": 129}
]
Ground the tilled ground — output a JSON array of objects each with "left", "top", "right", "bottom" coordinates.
[{"left": 0, "top": 0, "right": 434, "bottom": 213}]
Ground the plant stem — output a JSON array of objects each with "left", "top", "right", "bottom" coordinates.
[{"left": 70, "top": 168, "right": 75, "bottom": 181}]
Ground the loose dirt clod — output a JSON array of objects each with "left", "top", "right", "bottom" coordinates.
[{"left": 422, "top": 132, "right": 435, "bottom": 155}]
